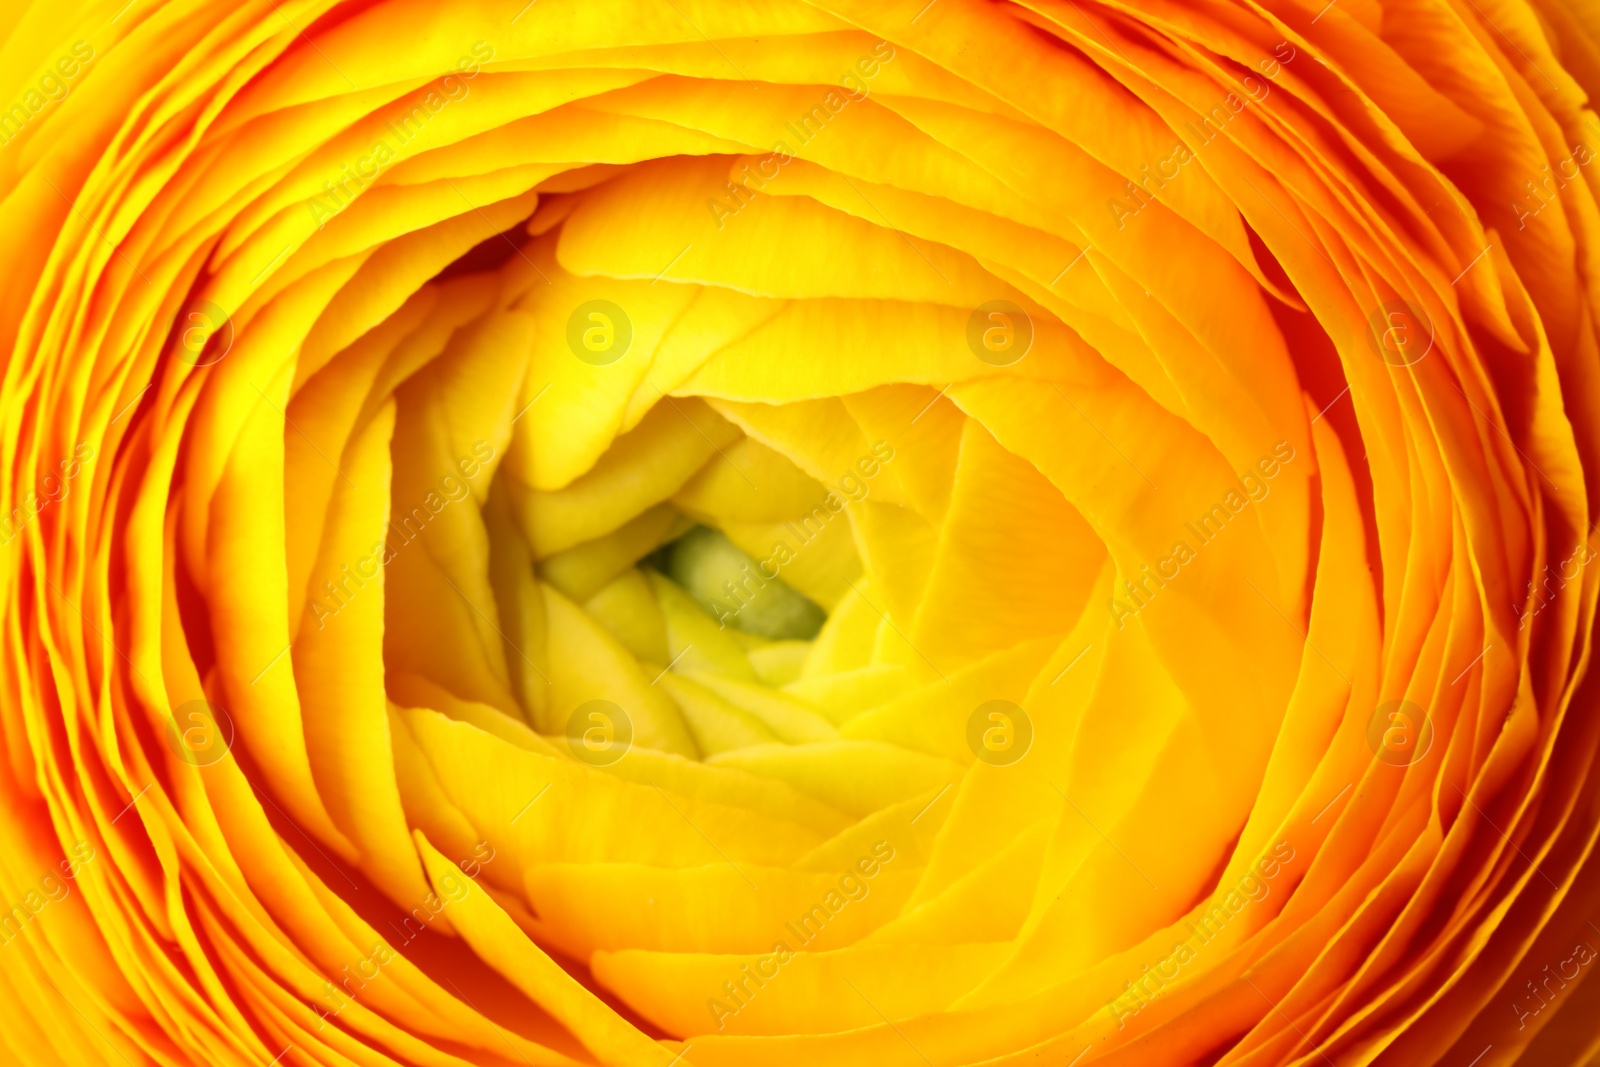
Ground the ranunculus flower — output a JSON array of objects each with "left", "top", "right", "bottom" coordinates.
[{"left": 7, "top": 0, "right": 1600, "bottom": 1063}]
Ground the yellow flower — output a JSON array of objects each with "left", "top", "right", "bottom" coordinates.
[{"left": 4, "top": 0, "right": 1600, "bottom": 1064}]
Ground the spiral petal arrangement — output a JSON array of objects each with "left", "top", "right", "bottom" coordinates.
[{"left": 5, "top": 0, "right": 1600, "bottom": 1064}]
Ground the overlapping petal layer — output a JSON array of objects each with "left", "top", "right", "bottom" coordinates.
[{"left": 5, "top": 0, "right": 1600, "bottom": 1064}]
